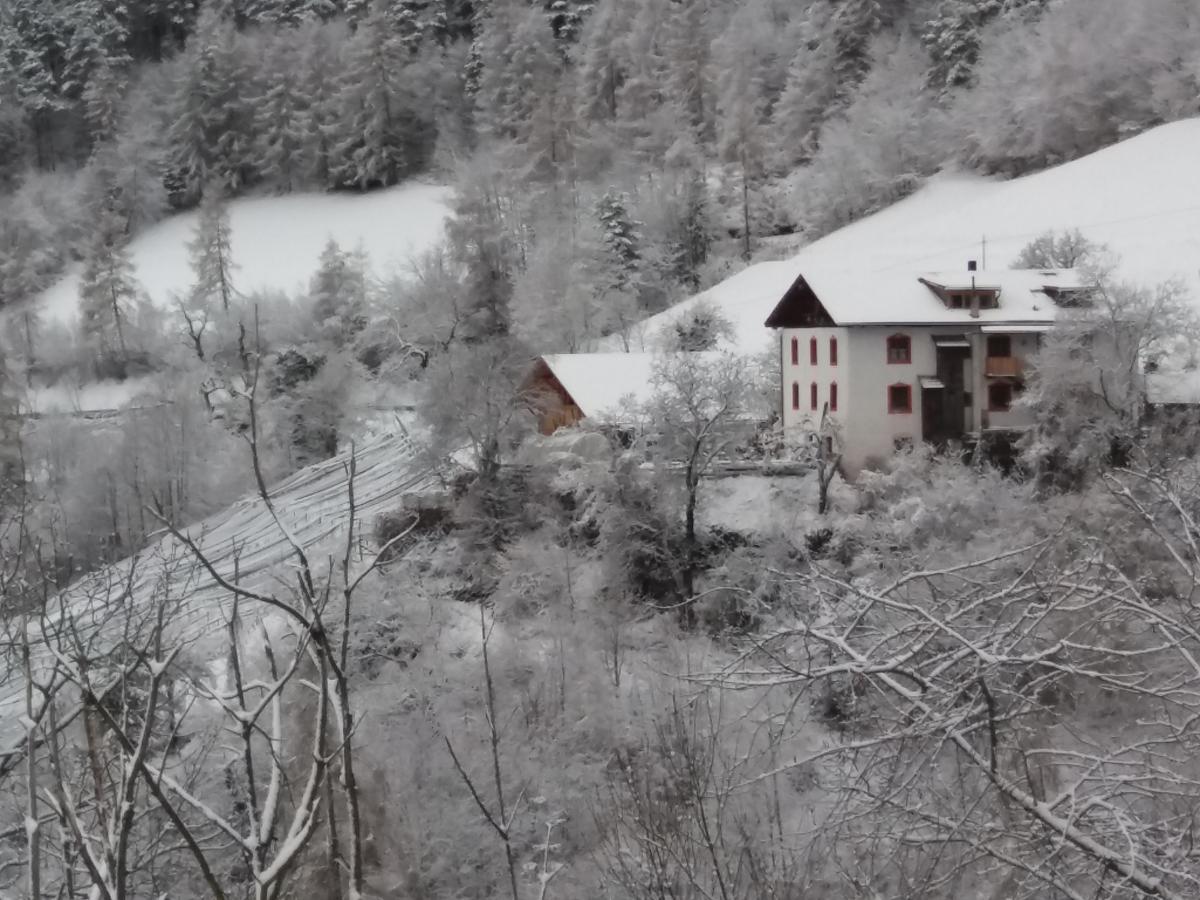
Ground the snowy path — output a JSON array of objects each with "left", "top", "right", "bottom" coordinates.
[{"left": 0, "top": 431, "right": 439, "bottom": 748}]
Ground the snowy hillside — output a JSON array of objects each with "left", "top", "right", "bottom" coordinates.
[
  {"left": 640, "top": 119, "right": 1200, "bottom": 351},
  {"left": 34, "top": 182, "right": 453, "bottom": 326}
]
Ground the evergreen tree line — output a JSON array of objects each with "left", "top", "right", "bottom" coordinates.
[{"left": 2, "top": 0, "right": 1199, "bottom": 327}]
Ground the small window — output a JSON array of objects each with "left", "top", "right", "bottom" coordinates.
[
  {"left": 829, "top": 381, "right": 838, "bottom": 412},
  {"left": 950, "top": 293, "right": 965, "bottom": 309},
  {"left": 886, "top": 334, "right": 911, "bottom": 365},
  {"left": 791, "top": 382, "right": 800, "bottom": 410},
  {"left": 987, "top": 335, "right": 1012, "bottom": 358},
  {"left": 810, "top": 382, "right": 819, "bottom": 411},
  {"left": 829, "top": 337, "right": 838, "bottom": 366},
  {"left": 988, "top": 382, "right": 1013, "bottom": 412},
  {"left": 790, "top": 337, "right": 799, "bottom": 366},
  {"left": 888, "top": 383, "right": 912, "bottom": 414},
  {"left": 894, "top": 436, "right": 914, "bottom": 452},
  {"left": 810, "top": 337, "right": 818, "bottom": 366}
]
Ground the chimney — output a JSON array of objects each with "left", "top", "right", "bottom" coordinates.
[
  {"left": 969, "top": 274, "right": 980, "bottom": 318},
  {"left": 967, "top": 260, "right": 978, "bottom": 272}
]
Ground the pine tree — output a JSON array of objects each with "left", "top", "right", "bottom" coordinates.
[
  {"left": 663, "top": 0, "right": 715, "bottom": 142},
  {"left": 545, "top": 0, "right": 593, "bottom": 45},
  {"left": 330, "top": 0, "right": 430, "bottom": 189},
  {"left": 254, "top": 31, "right": 310, "bottom": 192},
  {"left": 770, "top": 2, "right": 838, "bottom": 168},
  {"left": 830, "top": 0, "right": 883, "bottom": 105},
  {"left": 165, "top": 2, "right": 252, "bottom": 206},
  {"left": 79, "top": 206, "right": 140, "bottom": 362},
  {"left": 474, "top": 0, "right": 561, "bottom": 143},
  {"left": 716, "top": 8, "right": 767, "bottom": 259},
  {"left": 573, "top": 0, "right": 630, "bottom": 124},
  {"left": 2, "top": 0, "right": 72, "bottom": 167},
  {"left": 187, "top": 187, "right": 236, "bottom": 312}
]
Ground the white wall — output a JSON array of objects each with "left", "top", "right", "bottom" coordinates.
[
  {"left": 780, "top": 327, "right": 849, "bottom": 433},
  {"left": 777, "top": 325, "right": 1043, "bottom": 476},
  {"left": 840, "top": 327, "right": 933, "bottom": 473}
]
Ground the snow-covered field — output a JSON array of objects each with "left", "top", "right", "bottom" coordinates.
[
  {"left": 36, "top": 181, "right": 453, "bottom": 325},
  {"left": 641, "top": 118, "right": 1200, "bottom": 351}
]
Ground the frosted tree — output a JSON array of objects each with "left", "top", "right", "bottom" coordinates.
[
  {"left": 573, "top": 0, "right": 632, "bottom": 125},
  {"left": 829, "top": 0, "right": 883, "bottom": 100},
  {"left": 770, "top": 2, "right": 838, "bottom": 167},
  {"left": 716, "top": 19, "right": 767, "bottom": 260},
  {"left": 310, "top": 238, "right": 368, "bottom": 347},
  {"left": 662, "top": 0, "right": 715, "bottom": 141},
  {"left": 445, "top": 154, "right": 520, "bottom": 340},
  {"left": 1012, "top": 228, "right": 1100, "bottom": 269},
  {"left": 473, "top": 0, "right": 562, "bottom": 144},
  {"left": 164, "top": 1, "right": 252, "bottom": 205},
  {"left": 187, "top": 186, "right": 236, "bottom": 312},
  {"left": 595, "top": 190, "right": 643, "bottom": 299},
  {"left": 330, "top": 0, "right": 430, "bottom": 189},
  {"left": 78, "top": 206, "right": 139, "bottom": 362},
  {"left": 1, "top": 0, "right": 71, "bottom": 168},
  {"left": 546, "top": 0, "right": 593, "bottom": 44},
  {"left": 253, "top": 29, "right": 311, "bottom": 192}
]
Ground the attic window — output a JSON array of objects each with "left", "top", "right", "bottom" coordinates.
[{"left": 950, "top": 293, "right": 966, "bottom": 309}]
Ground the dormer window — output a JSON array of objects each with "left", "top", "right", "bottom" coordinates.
[{"left": 950, "top": 293, "right": 966, "bottom": 310}]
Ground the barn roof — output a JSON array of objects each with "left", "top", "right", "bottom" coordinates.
[
  {"left": 537, "top": 352, "right": 724, "bottom": 420},
  {"left": 764, "top": 266, "right": 1086, "bottom": 327}
]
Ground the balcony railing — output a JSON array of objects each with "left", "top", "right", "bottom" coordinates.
[{"left": 986, "top": 356, "right": 1022, "bottom": 378}]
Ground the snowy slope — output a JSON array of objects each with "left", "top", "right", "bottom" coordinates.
[
  {"left": 640, "top": 119, "right": 1200, "bottom": 351},
  {"left": 0, "top": 431, "right": 439, "bottom": 748},
  {"left": 36, "top": 181, "right": 453, "bottom": 325}
]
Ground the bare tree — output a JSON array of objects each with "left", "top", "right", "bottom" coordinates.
[{"left": 640, "top": 352, "right": 757, "bottom": 600}]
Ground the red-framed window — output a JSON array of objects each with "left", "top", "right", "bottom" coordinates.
[
  {"left": 810, "top": 382, "right": 819, "bottom": 411},
  {"left": 829, "top": 337, "right": 838, "bottom": 366},
  {"left": 791, "top": 382, "right": 800, "bottom": 410},
  {"left": 830, "top": 382, "right": 838, "bottom": 412},
  {"left": 988, "top": 382, "right": 1013, "bottom": 412},
  {"left": 888, "top": 383, "right": 912, "bottom": 414},
  {"left": 810, "top": 337, "right": 818, "bottom": 365},
  {"left": 790, "top": 337, "right": 799, "bottom": 365},
  {"left": 886, "top": 334, "right": 911, "bottom": 364}
]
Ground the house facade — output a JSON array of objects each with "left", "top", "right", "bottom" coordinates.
[{"left": 765, "top": 264, "right": 1086, "bottom": 475}]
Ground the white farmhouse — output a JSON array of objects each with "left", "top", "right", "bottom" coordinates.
[{"left": 764, "top": 263, "right": 1087, "bottom": 475}]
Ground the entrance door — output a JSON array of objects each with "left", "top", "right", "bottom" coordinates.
[{"left": 922, "top": 346, "right": 970, "bottom": 445}]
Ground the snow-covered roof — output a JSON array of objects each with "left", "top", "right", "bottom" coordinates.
[
  {"left": 629, "top": 118, "right": 1200, "bottom": 351},
  {"left": 768, "top": 265, "right": 1085, "bottom": 327},
  {"left": 538, "top": 351, "right": 724, "bottom": 419}
]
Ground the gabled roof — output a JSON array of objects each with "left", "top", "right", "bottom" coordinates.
[
  {"left": 536, "top": 352, "right": 724, "bottom": 419},
  {"left": 763, "top": 266, "right": 1086, "bottom": 327}
]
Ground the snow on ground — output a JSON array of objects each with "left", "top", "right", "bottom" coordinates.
[
  {"left": 635, "top": 118, "right": 1200, "bottom": 351},
  {"left": 19, "top": 375, "right": 159, "bottom": 414},
  {"left": 36, "top": 181, "right": 453, "bottom": 326},
  {"left": 698, "top": 473, "right": 854, "bottom": 537}
]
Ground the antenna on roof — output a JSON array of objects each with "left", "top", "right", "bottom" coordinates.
[{"left": 981, "top": 235, "right": 987, "bottom": 270}]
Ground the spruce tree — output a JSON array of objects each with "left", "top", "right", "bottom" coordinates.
[{"left": 595, "top": 190, "right": 642, "bottom": 295}]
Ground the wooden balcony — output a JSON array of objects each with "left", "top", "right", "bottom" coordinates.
[{"left": 985, "top": 356, "right": 1023, "bottom": 378}]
